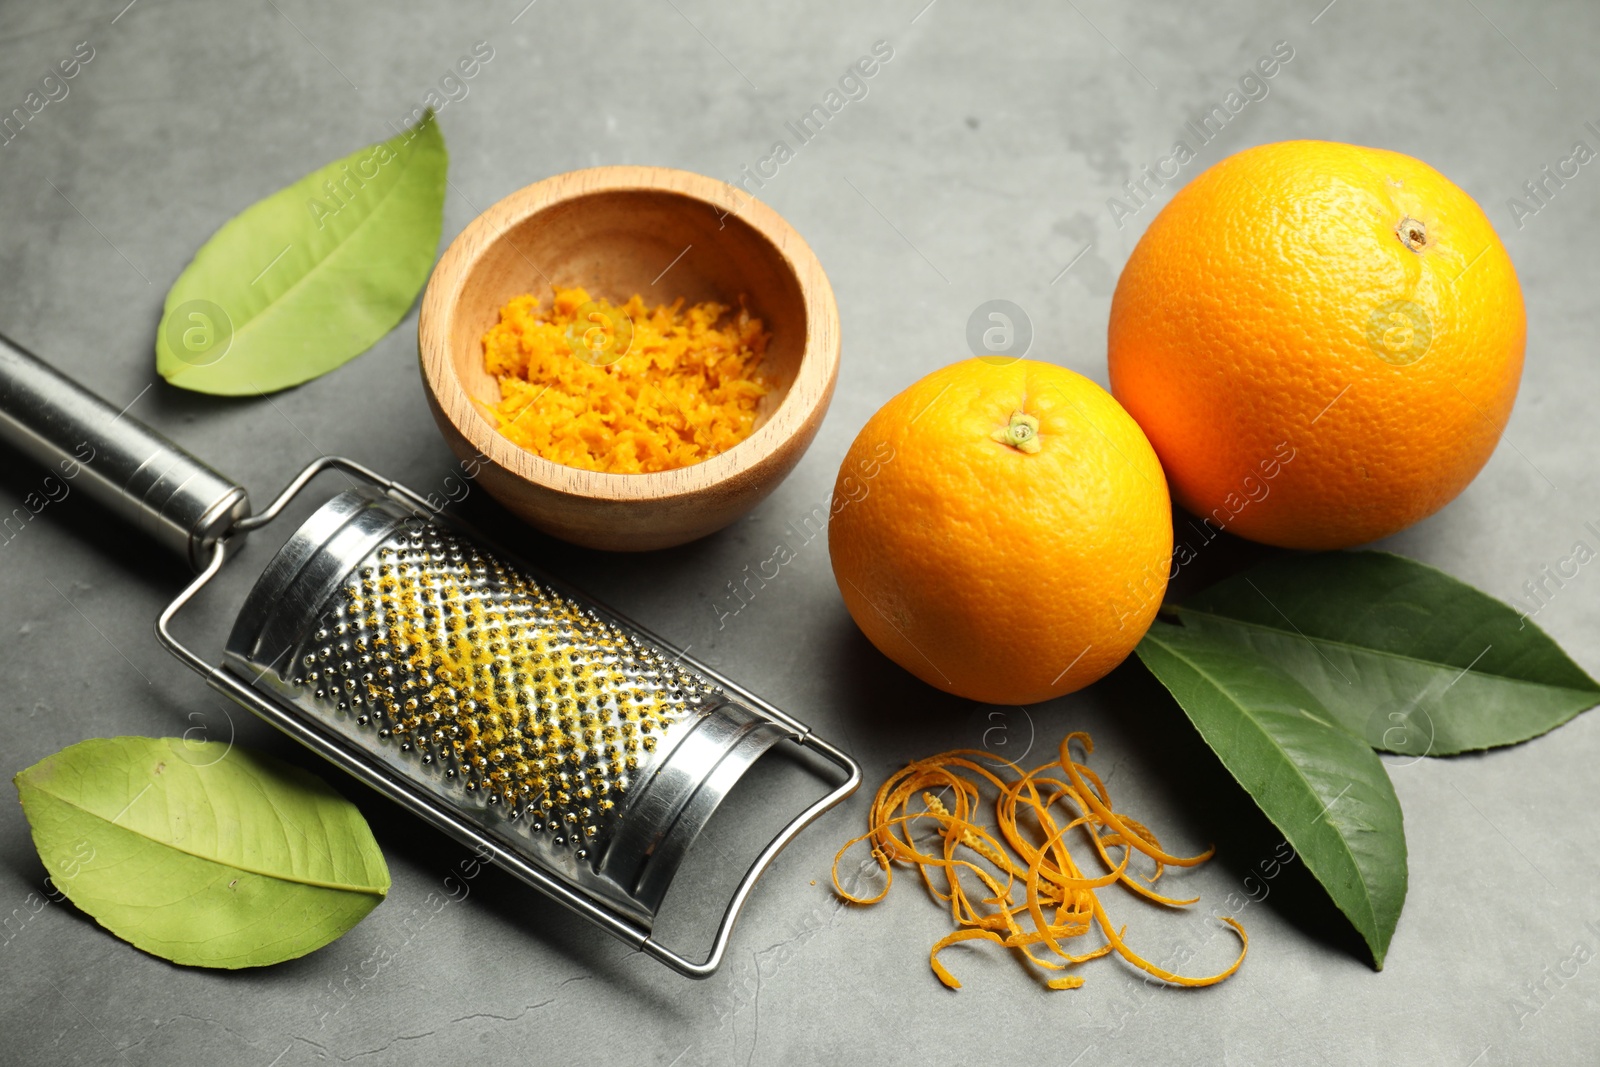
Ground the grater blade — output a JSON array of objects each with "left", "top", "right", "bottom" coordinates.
[{"left": 224, "top": 488, "right": 791, "bottom": 925}]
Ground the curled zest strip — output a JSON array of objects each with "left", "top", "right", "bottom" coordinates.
[{"left": 830, "top": 732, "right": 1248, "bottom": 991}]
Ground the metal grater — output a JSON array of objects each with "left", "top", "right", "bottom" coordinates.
[{"left": 0, "top": 333, "right": 859, "bottom": 977}]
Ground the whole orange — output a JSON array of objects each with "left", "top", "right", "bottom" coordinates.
[
  {"left": 1108, "top": 140, "right": 1525, "bottom": 550},
  {"left": 828, "top": 358, "right": 1172, "bottom": 705}
]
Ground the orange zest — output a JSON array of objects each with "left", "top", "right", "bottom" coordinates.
[
  {"left": 831, "top": 731, "right": 1246, "bottom": 991},
  {"left": 482, "top": 285, "right": 771, "bottom": 474}
]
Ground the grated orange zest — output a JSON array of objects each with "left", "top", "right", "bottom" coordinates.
[{"left": 482, "top": 285, "right": 771, "bottom": 473}]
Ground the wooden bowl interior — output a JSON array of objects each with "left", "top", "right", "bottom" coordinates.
[{"left": 447, "top": 189, "right": 809, "bottom": 447}]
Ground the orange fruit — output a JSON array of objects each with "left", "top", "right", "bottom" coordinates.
[
  {"left": 828, "top": 358, "right": 1171, "bottom": 705},
  {"left": 1108, "top": 140, "right": 1525, "bottom": 550}
]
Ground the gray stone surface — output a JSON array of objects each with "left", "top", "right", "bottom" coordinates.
[{"left": 1, "top": 0, "right": 1597, "bottom": 1063}]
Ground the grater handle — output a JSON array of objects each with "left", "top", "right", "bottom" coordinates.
[{"left": 0, "top": 331, "right": 249, "bottom": 570}]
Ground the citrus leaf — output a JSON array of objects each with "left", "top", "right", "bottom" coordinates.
[
  {"left": 1173, "top": 551, "right": 1600, "bottom": 756},
  {"left": 1136, "top": 621, "right": 1407, "bottom": 968},
  {"left": 156, "top": 112, "right": 447, "bottom": 395},
  {"left": 13, "top": 737, "right": 389, "bottom": 968}
]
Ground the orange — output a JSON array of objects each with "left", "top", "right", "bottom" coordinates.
[
  {"left": 1108, "top": 140, "right": 1525, "bottom": 550},
  {"left": 828, "top": 358, "right": 1172, "bottom": 705}
]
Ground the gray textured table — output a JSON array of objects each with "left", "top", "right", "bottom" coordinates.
[{"left": 2, "top": 1, "right": 1596, "bottom": 1064}]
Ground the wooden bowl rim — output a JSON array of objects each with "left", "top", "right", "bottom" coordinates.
[{"left": 418, "top": 165, "right": 840, "bottom": 504}]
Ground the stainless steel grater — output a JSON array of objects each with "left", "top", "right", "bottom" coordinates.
[{"left": 0, "top": 333, "right": 859, "bottom": 977}]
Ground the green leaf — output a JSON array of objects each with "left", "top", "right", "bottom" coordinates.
[
  {"left": 156, "top": 112, "right": 447, "bottom": 395},
  {"left": 1173, "top": 551, "right": 1600, "bottom": 756},
  {"left": 1137, "top": 622, "right": 1407, "bottom": 968},
  {"left": 14, "top": 737, "right": 389, "bottom": 968}
]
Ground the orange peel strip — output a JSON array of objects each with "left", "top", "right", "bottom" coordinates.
[
  {"left": 930, "top": 928, "right": 1005, "bottom": 990},
  {"left": 828, "top": 731, "right": 1248, "bottom": 992}
]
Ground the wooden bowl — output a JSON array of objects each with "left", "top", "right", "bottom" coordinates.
[{"left": 418, "top": 166, "right": 840, "bottom": 551}]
